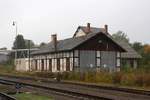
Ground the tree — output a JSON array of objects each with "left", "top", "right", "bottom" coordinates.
[
  {"left": 112, "top": 31, "right": 130, "bottom": 43},
  {"left": 132, "top": 42, "right": 143, "bottom": 54},
  {"left": 12, "top": 34, "right": 26, "bottom": 49},
  {"left": 144, "top": 45, "right": 150, "bottom": 54},
  {"left": 0, "top": 47, "right": 7, "bottom": 50},
  {"left": 40, "top": 42, "right": 47, "bottom": 47},
  {"left": 25, "top": 39, "right": 35, "bottom": 48}
]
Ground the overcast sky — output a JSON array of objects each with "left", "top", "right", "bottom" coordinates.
[{"left": 0, "top": 0, "right": 150, "bottom": 49}]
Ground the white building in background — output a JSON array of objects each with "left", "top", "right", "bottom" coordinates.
[
  {"left": 14, "top": 49, "right": 38, "bottom": 71},
  {"left": 0, "top": 50, "right": 11, "bottom": 63}
]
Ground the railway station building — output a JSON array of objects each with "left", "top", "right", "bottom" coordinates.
[{"left": 28, "top": 23, "right": 141, "bottom": 72}]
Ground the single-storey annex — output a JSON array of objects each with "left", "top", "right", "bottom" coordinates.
[{"left": 29, "top": 23, "right": 141, "bottom": 72}]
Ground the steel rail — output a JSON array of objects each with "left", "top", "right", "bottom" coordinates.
[
  {"left": 0, "top": 78, "right": 112, "bottom": 100},
  {"left": 2, "top": 74, "right": 149, "bottom": 96},
  {"left": 0, "top": 75, "right": 150, "bottom": 96},
  {"left": 0, "top": 92, "right": 16, "bottom": 100}
]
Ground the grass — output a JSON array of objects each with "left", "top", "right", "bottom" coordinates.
[
  {"left": 0, "top": 85, "right": 15, "bottom": 93},
  {"left": 13, "top": 93, "right": 53, "bottom": 100},
  {"left": 0, "top": 64, "right": 150, "bottom": 90}
]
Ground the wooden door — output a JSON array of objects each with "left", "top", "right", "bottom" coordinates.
[
  {"left": 66, "top": 58, "right": 70, "bottom": 71},
  {"left": 57, "top": 59, "right": 60, "bottom": 71},
  {"left": 35, "top": 60, "right": 37, "bottom": 70},
  {"left": 41, "top": 59, "right": 44, "bottom": 71}
]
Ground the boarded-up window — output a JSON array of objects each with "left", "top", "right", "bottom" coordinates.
[
  {"left": 60, "top": 58, "right": 63, "bottom": 71},
  {"left": 63, "top": 58, "right": 66, "bottom": 71},
  {"left": 74, "top": 58, "right": 79, "bottom": 67},
  {"left": 97, "top": 51, "right": 101, "bottom": 57},
  {"left": 70, "top": 52, "right": 73, "bottom": 57},
  {"left": 117, "top": 52, "right": 121, "bottom": 57},
  {"left": 97, "top": 58, "right": 101, "bottom": 67},
  {"left": 117, "top": 59, "right": 120, "bottom": 67},
  {"left": 70, "top": 58, "right": 73, "bottom": 71},
  {"left": 66, "top": 58, "right": 70, "bottom": 71},
  {"left": 57, "top": 59, "right": 60, "bottom": 71},
  {"left": 74, "top": 50, "right": 79, "bottom": 57}
]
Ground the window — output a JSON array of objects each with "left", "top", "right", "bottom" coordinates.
[
  {"left": 63, "top": 58, "right": 66, "bottom": 71},
  {"left": 66, "top": 52, "right": 69, "bottom": 57},
  {"left": 97, "top": 58, "right": 101, "bottom": 67},
  {"left": 117, "top": 59, "right": 120, "bottom": 67},
  {"left": 70, "top": 58, "right": 73, "bottom": 70},
  {"left": 52, "top": 59, "right": 55, "bottom": 70},
  {"left": 60, "top": 58, "right": 63, "bottom": 71},
  {"left": 74, "top": 50, "right": 79, "bottom": 57},
  {"left": 70, "top": 52, "right": 73, "bottom": 57},
  {"left": 63, "top": 52, "right": 66, "bottom": 57},
  {"left": 117, "top": 52, "right": 121, "bottom": 57},
  {"left": 97, "top": 51, "right": 101, "bottom": 57},
  {"left": 74, "top": 58, "right": 79, "bottom": 67}
]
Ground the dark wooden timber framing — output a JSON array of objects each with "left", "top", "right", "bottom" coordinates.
[
  {"left": 33, "top": 51, "right": 75, "bottom": 72},
  {"left": 31, "top": 32, "right": 127, "bottom": 72},
  {"left": 74, "top": 33, "right": 125, "bottom": 52},
  {"left": 66, "top": 58, "right": 70, "bottom": 71},
  {"left": 57, "top": 58, "right": 60, "bottom": 71},
  {"left": 41, "top": 59, "right": 44, "bottom": 71},
  {"left": 35, "top": 60, "right": 37, "bottom": 70}
]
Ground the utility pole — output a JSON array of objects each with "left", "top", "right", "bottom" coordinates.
[
  {"left": 28, "top": 40, "right": 31, "bottom": 71},
  {"left": 13, "top": 21, "right": 18, "bottom": 64}
]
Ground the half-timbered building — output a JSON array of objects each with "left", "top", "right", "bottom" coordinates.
[{"left": 30, "top": 23, "right": 141, "bottom": 72}]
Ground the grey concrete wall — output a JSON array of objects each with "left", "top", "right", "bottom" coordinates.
[{"left": 0, "top": 54, "right": 9, "bottom": 63}]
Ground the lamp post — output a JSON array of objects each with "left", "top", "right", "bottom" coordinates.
[
  {"left": 28, "top": 40, "right": 31, "bottom": 71},
  {"left": 13, "top": 21, "right": 18, "bottom": 63}
]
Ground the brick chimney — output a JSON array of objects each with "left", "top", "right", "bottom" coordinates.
[
  {"left": 104, "top": 24, "right": 108, "bottom": 34},
  {"left": 51, "top": 34, "right": 57, "bottom": 51},
  {"left": 87, "top": 23, "right": 91, "bottom": 33}
]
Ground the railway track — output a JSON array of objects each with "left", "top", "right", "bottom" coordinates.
[
  {"left": 1, "top": 74, "right": 150, "bottom": 95},
  {"left": 0, "top": 92, "right": 16, "bottom": 100},
  {"left": 0, "top": 75, "right": 150, "bottom": 100},
  {"left": 0, "top": 77, "right": 112, "bottom": 100}
]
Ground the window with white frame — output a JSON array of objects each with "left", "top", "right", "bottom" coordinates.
[
  {"left": 74, "top": 50, "right": 79, "bottom": 57},
  {"left": 63, "top": 58, "right": 66, "bottom": 71},
  {"left": 96, "top": 51, "right": 101, "bottom": 67},
  {"left": 116, "top": 52, "right": 121, "bottom": 67},
  {"left": 70, "top": 58, "right": 73, "bottom": 70},
  {"left": 117, "top": 52, "right": 121, "bottom": 57},
  {"left": 74, "top": 58, "right": 79, "bottom": 67},
  {"left": 97, "top": 58, "right": 101, "bottom": 67},
  {"left": 117, "top": 59, "right": 120, "bottom": 66},
  {"left": 97, "top": 51, "right": 101, "bottom": 57},
  {"left": 70, "top": 52, "right": 73, "bottom": 57},
  {"left": 66, "top": 52, "right": 69, "bottom": 57}
]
